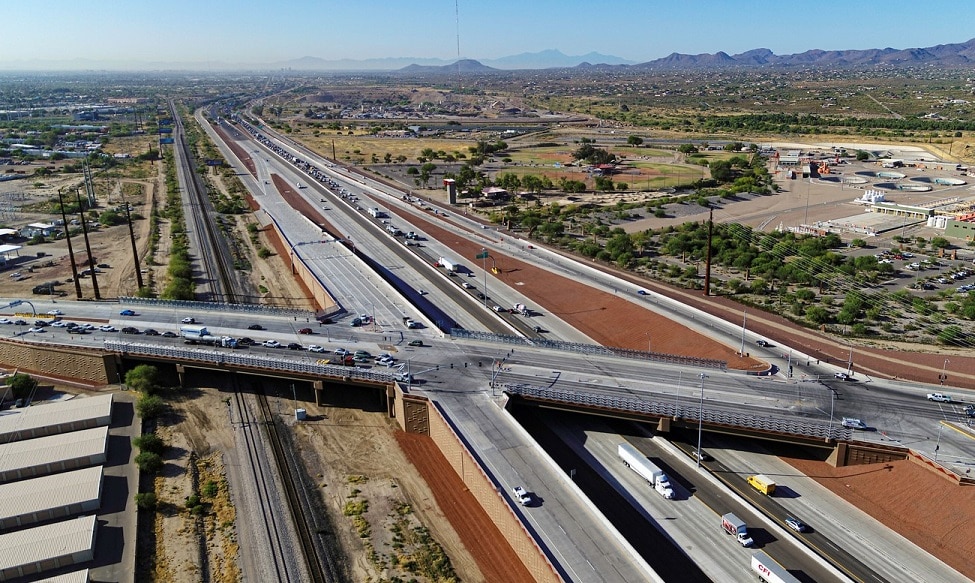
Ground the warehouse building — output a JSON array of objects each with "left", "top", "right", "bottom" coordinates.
[
  {"left": 0, "top": 394, "right": 112, "bottom": 443},
  {"left": 0, "top": 466, "right": 103, "bottom": 530},
  {"left": 0, "top": 514, "right": 97, "bottom": 581},
  {"left": 0, "top": 426, "right": 108, "bottom": 483}
]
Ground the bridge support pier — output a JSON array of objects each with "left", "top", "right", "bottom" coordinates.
[
  {"left": 175, "top": 364, "right": 186, "bottom": 388},
  {"left": 656, "top": 416, "right": 671, "bottom": 433},
  {"left": 313, "top": 380, "right": 323, "bottom": 406}
]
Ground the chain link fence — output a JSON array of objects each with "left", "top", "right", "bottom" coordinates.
[
  {"left": 504, "top": 383, "right": 850, "bottom": 442},
  {"left": 451, "top": 328, "right": 727, "bottom": 370}
]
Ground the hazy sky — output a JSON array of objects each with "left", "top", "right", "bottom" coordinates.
[{"left": 4, "top": 0, "right": 973, "bottom": 67}]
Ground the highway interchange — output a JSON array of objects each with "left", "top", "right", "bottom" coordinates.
[{"left": 3, "top": 109, "right": 972, "bottom": 582}]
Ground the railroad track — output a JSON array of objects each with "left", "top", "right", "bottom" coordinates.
[
  {"left": 170, "top": 102, "right": 239, "bottom": 303},
  {"left": 231, "top": 387, "right": 300, "bottom": 582},
  {"left": 253, "top": 389, "right": 333, "bottom": 583}
]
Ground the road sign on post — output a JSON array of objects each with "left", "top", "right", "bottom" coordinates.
[{"left": 475, "top": 251, "right": 489, "bottom": 259}]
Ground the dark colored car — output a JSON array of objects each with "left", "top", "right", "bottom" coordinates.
[
  {"left": 33, "top": 320, "right": 49, "bottom": 327},
  {"left": 13, "top": 320, "right": 26, "bottom": 326},
  {"left": 121, "top": 327, "right": 140, "bottom": 334},
  {"left": 408, "top": 340, "right": 423, "bottom": 347},
  {"left": 119, "top": 309, "right": 136, "bottom": 316},
  {"left": 287, "top": 342, "right": 303, "bottom": 350},
  {"left": 247, "top": 324, "right": 264, "bottom": 330},
  {"left": 238, "top": 337, "right": 254, "bottom": 346},
  {"left": 143, "top": 329, "right": 160, "bottom": 336},
  {"left": 298, "top": 327, "right": 312, "bottom": 334},
  {"left": 756, "top": 339, "right": 769, "bottom": 347},
  {"left": 161, "top": 331, "right": 177, "bottom": 338}
]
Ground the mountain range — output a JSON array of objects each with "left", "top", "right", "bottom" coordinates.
[
  {"left": 631, "top": 38, "right": 975, "bottom": 70},
  {"left": 3, "top": 39, "right": 975, "bottom": 72}
]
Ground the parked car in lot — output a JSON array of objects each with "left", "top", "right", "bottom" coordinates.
[
  {"left": 143, "top": 329, "right": 160, "bottom": 336},
  {"left": 27, "top": 327, "right": 46, "bottom": 333},
  {"left": 263, "top": 340, "right": 280, "bottom": 348},
  {"left": 408, "top": 340, "right": 423, "bottom": 347},
  {"left": 47, "top": 309, "right": 63, "bottom": 316},
  {"left": 121, "top": 327, "right": 140, "bottom": 334},
  {"left": 334, "top": 348, "right": 349, "bottom": 356},
  {"left": 13, "top": 320, "right": 27, "bottom": 326},
  {"left": 119, "top": 309, "right": 136, "bottom": 316},
  {"left": 99, "top": 325, "right": 117, "bottom": 332},
  {"left": 51, "top": 320, "right": 69, "bottom": 327},
  {"left": 834, "top": 372, "right": 850, "bottom": 380},
  {"left": 287, "top": 342, "right": 303, "bottom": 350},
  {"left": 161, "top": 331, "right": 177, "bottom": 338},
  {"left": 927, "top": 392, "right": 953, "bottom": 402},
  {"left": 307, "top": 345, "right": 325, "bottom": 353},
  {"left": 0, "top": 318, "right": 10, "bottom": 324}
]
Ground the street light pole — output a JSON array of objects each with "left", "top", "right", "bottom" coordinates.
[
  {"left": 935, "top": 423, "right": 944, "bottom": 462},
  {"left": 645, "top": 332, "right": 651, "bottom": 355},
  {"left": 739, "top": 310, "right": 746, "bottom": 357},
  {"left": 697, "top": 373, "right": 708, "bottom": 468},
  {"left": 675, "top": 370, "right": 683, "bottom": 417},
  {"left": 941, "top": 359, "right": 950, "bottom": 386},
  {"left": 828, "top": 387, "right": 835, "bottom": 440},
  {"left": 481, "top": 248, "right": 488, "bottom": 308}
]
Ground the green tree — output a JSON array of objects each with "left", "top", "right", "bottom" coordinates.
[
  {"left": 135, "top": 451, "right": 163, "bottom": 474},
  {"left": 137, "top": 394, "right": 165, "bottom": 419},
  {"left": 125, "top": 364, "right": 160, "bottom": 394},
  {"left": 134, "top": 492, "right": 157, "bottom": 511},
  {"left": 677, "top": 143, "right": 699, "bottom": 154},
  {"left": 627, "top": 135, "right": 644, "bottom": 146},
  {"left": 856, "top": 150, "right": 869, "bottom": 161},
  {"left": 8, "top": 373, "right": 37, "bottom": 399},
  {"left": 133, "top": 433, "right": 165, "bottom": 455}
]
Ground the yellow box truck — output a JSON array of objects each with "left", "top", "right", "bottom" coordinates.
[{"left": 747, "top": 474, "right": 776, "bottom": 496}]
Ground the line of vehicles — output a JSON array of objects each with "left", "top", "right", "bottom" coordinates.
[{"left": 617, "top": 441, "right": 813, "bottom": 580}]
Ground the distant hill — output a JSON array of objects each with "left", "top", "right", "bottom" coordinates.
[
  {"left": 397, "top": 59, "right": 498, "bottom": 74},
  {"left": 633, "top": 38, "right": 975, "bottom": 70},
  {"left": 482, "top": 49, "right": 632, "bottom": 69}
]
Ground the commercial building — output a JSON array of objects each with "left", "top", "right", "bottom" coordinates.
[
  {"left": 0, "top": 394, "right": 113, "bottom": 443},
  {"left": 0, "top": 425, "right": 108, "bottom": 483},
  {"left": 0, "top": 514, "right": 97, "bottom": 581},
  {"left": 0, "top": 466, "right": 103, "bottom": 529}
]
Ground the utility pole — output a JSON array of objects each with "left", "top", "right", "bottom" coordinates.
[
  {"left": 703, "top": 206, "right": 714, "bottom": 296},
  {"left": 74, "top": 188, "right": 100, "bottom": 300},
  {"left": 57, "top": 189, "right": 83, "bottom": 299},
  {"left": 120, "top": 190, "right": 143, "bottom": 290}
]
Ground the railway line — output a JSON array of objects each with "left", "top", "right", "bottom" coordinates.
[
  {"left": 170, "top": 102, "right": 239, "bottom": 303},
  {"left": 254, "top": 389, "right": 336, "bottom": 583}
]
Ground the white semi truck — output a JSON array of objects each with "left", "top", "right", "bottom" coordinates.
[
  {"left": 750, "top": 551, "right": 801, "bottom": 583},
  {"left": 438, "top": 257, "right": 460, "bottom": 274},
  {"left": 179, "top": 325, "right": 237, "bottom": 348},
  {"left": 617, "top": 442, "right": 674, "bottom": 499}
]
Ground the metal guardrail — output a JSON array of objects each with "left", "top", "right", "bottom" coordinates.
[
  {"left": 504, "top": 383, "right": 851, "bottom": 442},
  {"left": 119, "top": 297, "right": 316, "bottom": 318},
  {"left": 105, "top": 340, "right": 396, "bottom": 383},
  {"left": 451, "top": 329, "right": 727, "bottom": 370}
]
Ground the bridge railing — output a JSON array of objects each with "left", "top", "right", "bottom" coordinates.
[
  {"left": 504, "top": 383, "right": 850, "bottom": 442},
  {"left": 452, "top": 329, "right": 726, "bottom": 370},
  {"left": 118, "top": 297, "right": 320, "bottom": 318},
  {"left": 105, "top": 340, "right": 396, "bottom": 383}
]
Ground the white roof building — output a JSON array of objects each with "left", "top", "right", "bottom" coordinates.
[
  {"left": 0, "top": 514, "right": 96, "bottom": 580},
  {"left": 0, "top": 425, "right": 108, "bottom": 483},
  {"left": 0, "top": 393, "right": 113, "bottom": 443},
  {"left": 0, "top": 465, "right": 103, "bottom": 530}
]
